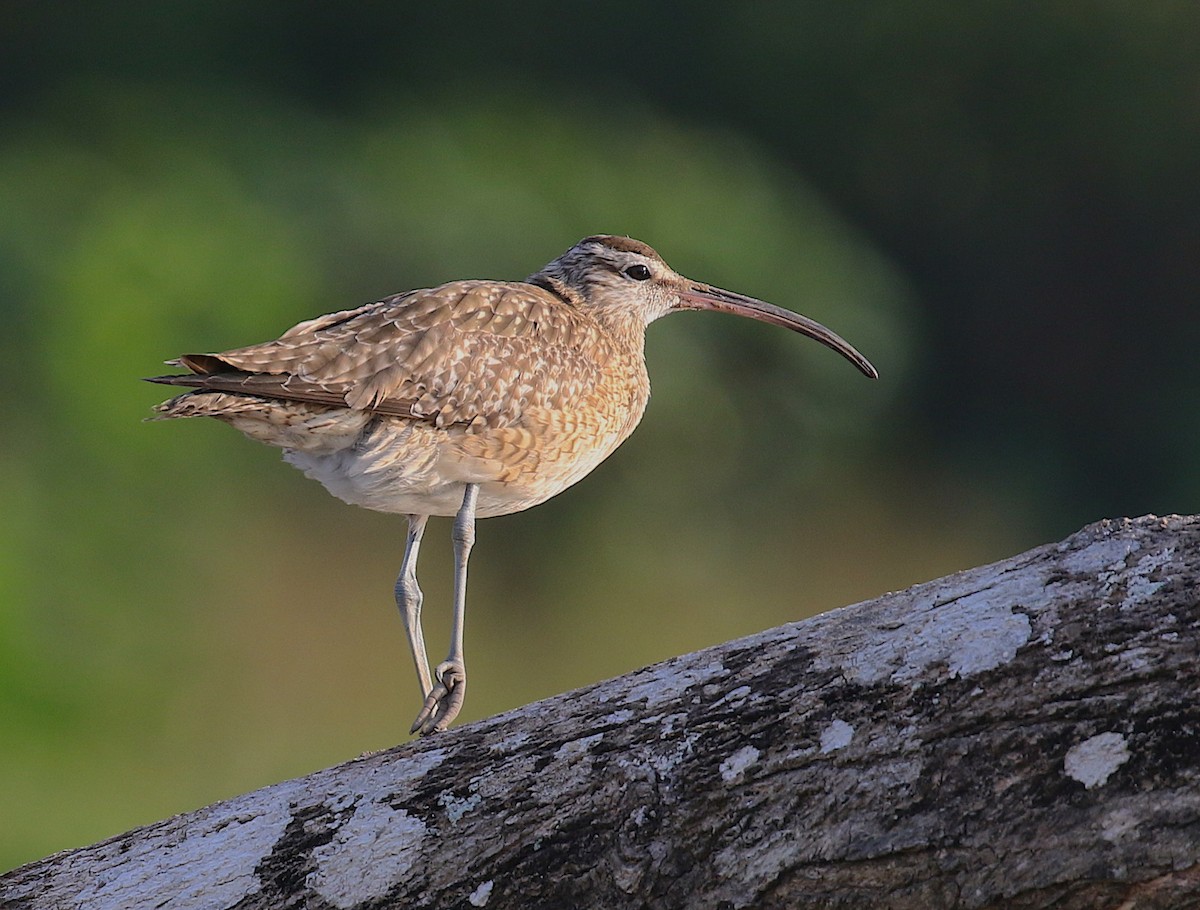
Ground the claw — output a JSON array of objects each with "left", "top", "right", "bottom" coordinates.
[{"left": 410, "top": 660, "right": 466, "bottom": 735}]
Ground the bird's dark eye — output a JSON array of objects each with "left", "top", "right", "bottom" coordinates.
[{"left": 624, "top": 264, "right": 652, "bottom": 281}]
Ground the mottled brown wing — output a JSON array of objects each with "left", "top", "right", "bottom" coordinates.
[{"left": 175, "top": 281, "right": 613, "bottom": 428}]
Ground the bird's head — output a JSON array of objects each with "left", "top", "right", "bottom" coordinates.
[{"left": 529, "top": 235, "right": 878, "bottom": 379}]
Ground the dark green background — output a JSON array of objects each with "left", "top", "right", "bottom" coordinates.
[{"left": 3, "top": 2, "right": 1196, "bottom": 870}]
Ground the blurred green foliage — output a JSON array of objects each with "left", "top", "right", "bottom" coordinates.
[{"left": 2, "top": 1, "right": 1196, "bottom": 871}]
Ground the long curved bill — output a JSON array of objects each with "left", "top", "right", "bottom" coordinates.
[{"left": 678, "top": 284, "right": 879, "bottom": 379}]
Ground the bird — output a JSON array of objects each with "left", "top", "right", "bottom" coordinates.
[{"left": 146, "top": 235, "right": 877, "bottom": 735}]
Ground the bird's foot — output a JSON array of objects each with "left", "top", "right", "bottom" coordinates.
[{"left": 410, "top": 659, "right": 466, "bottom": 735}]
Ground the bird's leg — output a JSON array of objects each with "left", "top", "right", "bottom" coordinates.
[
  {"left": 395, "top": 514, "right": 434, "bottom": 699},
  {"left": 411, "top": 483, "right": 478, "bottom": 735}
]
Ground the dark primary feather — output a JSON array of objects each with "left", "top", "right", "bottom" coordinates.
[{"left": 143, "top": 370, "right": 422, "bottom": 418}]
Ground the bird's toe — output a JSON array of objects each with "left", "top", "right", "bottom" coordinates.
[{"left": 410, "top": 660, "right": 467, "bottom": 735}]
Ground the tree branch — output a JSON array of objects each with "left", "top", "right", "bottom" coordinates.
[{"left": 4, "top": 515, "right": 1199, "bottom": 909}]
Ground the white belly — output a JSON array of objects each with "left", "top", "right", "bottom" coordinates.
[{"left": 283, "top": 413, "right": 630, "bottom": 519}]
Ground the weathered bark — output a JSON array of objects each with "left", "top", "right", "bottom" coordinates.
[{"left": 3, "top": 514, "right": 1199, "bottom": 910}]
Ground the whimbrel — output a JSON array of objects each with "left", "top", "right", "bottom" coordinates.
[{"left": 147, "top": 235, "right": 877, "bottom": 734}]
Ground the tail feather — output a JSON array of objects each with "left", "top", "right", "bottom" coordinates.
[
  {"left": 147, "top": 388, "right": 375, "bottom": 453},
  {"left": 147, "top": 352, "right": 235, "bottom": 383},
  {"left": 147, "top": 390, "right": 237, "bottom": 421},
  {"left": 175, "top": 353, "right": 234, "bottom": 374}
]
